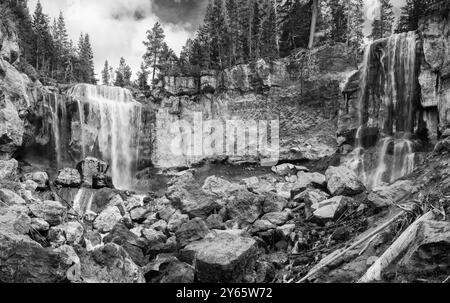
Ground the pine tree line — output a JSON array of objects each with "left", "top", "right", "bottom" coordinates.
[{"left": 2, "top": 0, "right": 96, "bottom": 84}]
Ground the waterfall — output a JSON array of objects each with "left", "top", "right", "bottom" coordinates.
[
  {"left": 44, "top": 93, "right": 67, "bottom": 168},
  {"left": 349, "top": 32, "right": 418, "bottom": 189},
  {"left": 68, "top": 84, "right": 142, "bottom": 190}
]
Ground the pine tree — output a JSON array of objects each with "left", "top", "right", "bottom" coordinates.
[
  {"left": 101, "top": 60, "right": 110, "bottom": 85},
  {"left": 77, "top": 33, "right": 96, "bottom": 84},
  {"left": 143, "top": 22, "right": 166, "bottom": 83},
  {"left": 259, "top": 0, "right": 278, "bottom": 60},
  {"left": 32, "top": 0, "right": 54, "bottom": 75},
  {"left": 370, "top": 0, "right": 395, "bottom": 40},
  {"left": 114, "top": 57, "right": 132, "bottom": 87},
  {"left": 136, "top": 62, "right": 149, "bottom": 91},
  {"left": 347, "top": 0, "right": 365, "bottom": 52}
]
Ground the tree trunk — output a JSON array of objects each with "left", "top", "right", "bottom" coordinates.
[{"left": 308, "top": 0, "right": 319, "bottom": 49}]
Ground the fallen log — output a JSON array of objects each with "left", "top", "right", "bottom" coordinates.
[
  {"left": 297, "top": 210, "right": 407, "bottom": 283},
  {"left": 358, "top": 211, "right": 436, "bottom": 283}
]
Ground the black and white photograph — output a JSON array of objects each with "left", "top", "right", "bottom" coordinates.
[{"left": 1, "top": 0, "right": 450, "bottom": 290}]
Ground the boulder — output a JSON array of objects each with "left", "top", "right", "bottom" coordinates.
[
  {"left": 0, "top": 97, "right": 24, "bottom": 157},
  {"left": 93, "top": 206, "right": 123, "bottom": 233},
  {"left": 325, "top": 166, "right": 365, "bottom": 196},
  {"left": 0, "top": 158, "right": 18, "bottom": 181},
  {"left": 252, "top": 219, "right": 276, "bottom": 233},
  {"left": 55, "top": 168, "right": 81, "bottom": 188},
  {"left": 60, "top": 221, "right": 84, "bottom": 245},
  {"left": 294, "top": 188, "right": 330, "bottom": 206},
  {"left": 205, "top": 214, "right": 225, "bottom": 230},
  {"left": 226, "top": 189, "right": 264, "bottom": 225},
  {"left": 76, "top": 157, "right": 108, "bottom": 186},
  {"left": 291, "top": 172, "right": 327, "bottom": 197},
  {"left": 202, "top": 176, "right": 243, "bottom": 197},
  {"left": 92, "top": 173, "right": 114, "bottom": 189},
  {"left": 29, "top": 200, "right": 67, "bottom": 226},
  {"left": 242, "top": 176, "right": 276, "bottom": 194},
  {"left": 313, "top": 196, "right": 353, "bottom": 222},
  {"left": 0, "top": 206, "right": 31, "bottom": 235},
  {"left": 22, "top": 172, "right": 49, "bottom": 191},
  {"left": 159, "top": 260, "right": 195, "bottom": 283},
  {"left": 30, "top": 218, "right": 50, "bottom": 232},
  {"left": 129, "top": 206, "right": 152, "bottom": 223},
  {"left": 175, "top": 218, "right": 210, "bottom": 247},
  {"left": 90, "top": 188, "right": 122, "bottom": 214},
  {"left": 77, "top": 243, "right": 145, "bottom": 283},
  {"left": 262, "top": 192, "right": 287, "bottom": 213},
  {"left": 180, "top": 233, "right": 258, "bottom": 283},
  {"left": 167, "top": 210, "right": 189, "bottom": 233},
  {"left": 0, "top": 230, "right": 72, "bottom": 283},
  {"left": 271, "top": 163, "right": 309, "bottom": 176},
  {"left": 0, "top": 188, "right": 26, "bottom": 205},
  {"left": 166, "top": 171, "right": 221, "bottom": 218},
  {"left": 103, "top": 223, "right": 146, "bottom": 266},
  {"left": 261, "top": 211, "right": 291, "bottom": 226}
]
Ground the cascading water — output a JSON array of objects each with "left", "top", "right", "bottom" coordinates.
[
  {"left": 44, "top": 93, "right": 67, "bottom": 168},
  {"left": 68, "top": 84, "right": 142, "bottom": 190},
  {"left": 349, "top": 31, "right": 418, "bottom": 189}
]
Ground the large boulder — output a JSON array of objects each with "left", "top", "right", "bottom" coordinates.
[
  {"left": 103, "top": 223, "right": 146, "bottom": 266},
  {"left": 76, "top": 243, "right": 145, "bottom": 283},
  {"left": 291, "top": 172, "right": 327, "bottom": 197},
  {"left": 313, "top": 196, "right": 353, "bottom": 222},
  {"left": 325, "top": 166, "right": 365, "bottom": 196},
  {"left": 22, "top": 172, "right": 50, "bottom": 191},
  {"left": 0, "top": 96, "right": 24, "bottom": 157},
  {"left": 93, "top": 206, "right": 123, "bottom": 233},
  {"left": 202, "top": 176, "right": 243, "bottom": 197},
  {"left": 55, "top": 168, "right": 81, "bottom": 188},
  {"left": 0, "top": 206, "right": 31, "bottom": 235},
  {"left": 225, "top": 189, "right": 264, "bottom": 225},
  {"left": 92, "top": 173, "right": 114, "bottom": 189},
  {"left": 0, "top": 230, "right": 72, "bottom": 283},
  {"left": 180, "top": 233, "right": 258, "bottom": 283},
  {"left": 166, "top": 171, "right": 221, "bottom": 219},
  {"left": 76, "top": 157, "right": 108, "bottom": 187},
  {"left": 29, "top": 200, "right": 67, "bottom": 226},
  {"left": 0, "top": 188, "right": 26, "bottom": 206},
  {"left": 0, "top": 158, "right": 18, "bottom": 181},
  {"left": 175, "top": 218, "right": 210, "bottom": 247}
]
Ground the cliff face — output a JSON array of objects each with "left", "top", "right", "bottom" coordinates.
[
  {"left": 419, "top": 7, "right": 450, "bottom": 134},
  {"left": 153, "top": 43, "right": 357, "bottom": 168}
]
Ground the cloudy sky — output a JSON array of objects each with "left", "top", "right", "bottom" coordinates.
[{"left": 28, "top": 0, "right": 405, "bottom": 81}]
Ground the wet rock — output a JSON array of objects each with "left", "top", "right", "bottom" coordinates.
[
  {"left": 55, "top": 168, "right": 82, "bottom": 188},
  {"left": 180, "top": 233, "right": 258, "bottom": 283},
  {"left": 61, "top": 221, "right": 84, "bottom": 245},
  {"left": 0, "top": 230, "right": 72, "bottom": 283},
  {"left": 276, "top": 182, "right": 294, "bottom": 199},
  {"left": 124, "top": 195, "right": 144, "bottom": 212},
  {"left": 225, "top": 189, "right": 264, "bottom": 225},
  {"left": 76, "top": 157, "right": 108, "bottom": 187},
  {"left": 92, "top": 173, "right": 114, "bottom": 189},
  {"left": 150, "top": 220, "right": 168, "bottom": 233},
  {"left": 0, "top": 158, "right": 18, "bottom": 181},
  {"left": 434, "top": 138, "right": 450, "bottom": 154},
  {"left": 22, "top": 172, "right": 49, "bottom": 191},
  {"left": 77, "top": 243, "right": 145, "bottom": 283},
  {"left": 325, "top": 166, "right": 365, "bottom": 196},
  {"left": 242, "top": 176, "right": 276, "bottom": 193},
  {"left": 313, "top": 196, "right": 353, "bottom": 222},
  {"left": 84, "top": 230, "right": 102, "bottom": 251},
  {"left": 103, "top": 223, "right": 146, "bottom": 266},
  {"left": 175, "top": 218, "right": 210, "bottom": 247},
  {"left": 0, "top": 188, "right": 26, "bottom": 205},
  {"left": 29, "top": 200, "right": 67, "bottom": 226},
  {"left": 93, "top": 206, "right": 123, "bottom": 233},
  {"left": 277, "top": 224, "right": 296, "bottom": 240},
  {"left": 90, "top": 188, "right": 123, "bottom": 214},
  {"left": 47, "top": 227, "right": 66, "bottom": 247},
  {"left": 166, "top": 172, "right": 221, "bottom": 219}
]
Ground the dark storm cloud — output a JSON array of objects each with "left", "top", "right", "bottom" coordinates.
[{"left": 150, "top": 0, "right": 209, "bottom": 31}]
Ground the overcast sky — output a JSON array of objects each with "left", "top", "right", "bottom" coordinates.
[{"left": 28, "top": 0, "right": 405, "bottom": 82}]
